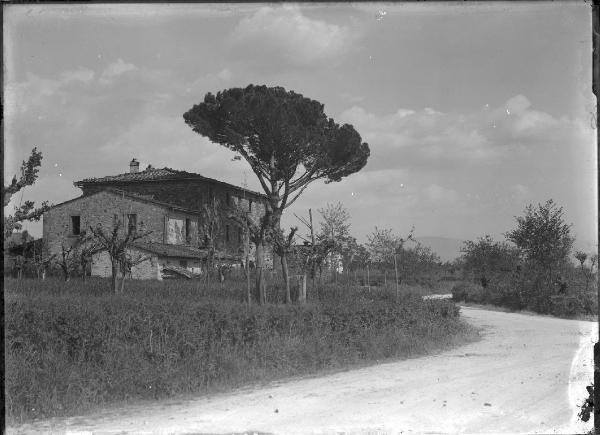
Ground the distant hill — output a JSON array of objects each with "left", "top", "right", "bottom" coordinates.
[{"left": 411, "top": 236, "right": 465, "bottom": 263}]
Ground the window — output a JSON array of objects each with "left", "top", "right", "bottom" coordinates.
[
  {"left": 185, "top": 218, "right": 192, "bottom": 243},
  {"left": 249, "top": 199, "right": 253, "bottom": 212},
  {"left": 225, "top": 224, "right": 230, "bottom": 242},
  {"left": 71, "top": 216, "right": 81, "bottom": 235},
  {"left": 127, "top": 214, "right": 137, "bottom": 235}
]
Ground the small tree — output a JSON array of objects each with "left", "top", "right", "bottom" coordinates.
[
  {"left": 505, "top": 199, "right": 573, "bottom": 283},
  {"left": 574, "top": 251, "right": 597, "bottom": 293},
  {"left": 366, "top": 227, "right": 414, "bottom": 298},
  {"left": 184, "top": 84, "right": 370, "bottom": 303},
  {"left": 75, "top": 234, "right": 103, "bottom": 281},
  {"left": 3, "top": 148, "right": 51, "bottom": 240},
  {"left": 574, "top": 251, "right": 588, "bottom": 269},
  {"left": 89, "top": 220, "right": 150, "bottom": 293},
  {"left": 56, "top": 243, "right": 77, "bottom": 282},
  {"left": 317, "top": 202, "right": 351, "bottom": 282},
  {"left": 505, "top": 200, "right": 574, "bottom": 311},
  {"left": 366, "top": 227, "right": 400, "bottom": 269},
  {"left": 31, "top": 247, "right": 56, "bottom": 280},
  {"left": 118, "top": 250, "right": 151, "bottom": 293},
  {"left": 461, "top": 235, "right": 521, "bottom": 287}
]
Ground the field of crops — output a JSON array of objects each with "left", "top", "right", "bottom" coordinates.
[{"left": 5, "top": 277, "right": 477, "bottom": 424}]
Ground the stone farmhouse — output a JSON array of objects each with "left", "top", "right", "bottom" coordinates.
[{"left": 43, "top": 159, "right": 270, "bottom": 280}]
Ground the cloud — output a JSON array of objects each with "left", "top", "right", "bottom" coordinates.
[
  {"left": 339, "top": 95, "right": 586, "bottom": 172},
  {"left": 423, "top": 184, "right": 459, "bottom": 203},
  {"left": 59, "top": 68, "right": 95, "bottom": 84},
  {"left": 217, "top": 68, "right": 233, "bottom": 81},
  {"left": 229, "top": 5, "right": 357, "bottom": 69},
  {"left": 5, "top": 67, "right": 96, "bottom": 116},
  {"left": 99, "top": 114, "right": 261, "bottom": 190},
  {"left": 99, "top": 59, "right": 137, "bottom": 84}
]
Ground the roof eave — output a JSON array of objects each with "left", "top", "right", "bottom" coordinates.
[{"left": 75, "top": 175, "right": 268, "bottom": 200}]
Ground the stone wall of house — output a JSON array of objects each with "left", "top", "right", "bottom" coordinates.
[
  {"left": 91, "top": 249, "right": 161, "bottom": 280},
  {"left": 43, "top": 191, "right": 202, "bottom": 257},
  {"left": 78, "top": 180, "right": 269, "bottom": 257}
]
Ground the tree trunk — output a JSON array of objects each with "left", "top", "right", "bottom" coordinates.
[
  {"left": 41, "top": 269, "right": 46, "bottom": 281},
  {"left": 111, "top": 260, "right": 119, "bottom": 294},
  {"left": 255, "top": 242, "right": 267, "bottom": 304},
  {"left": 62, "top": 267, "right": 70, "bottom": 282},
  {"left": 271, "top": 208, "right": 291, "bottom": 304},
  {"left": 120, "top": 271, "right": 126, "bottom": 293},
  {"left": 281, "top": 254, "right": 291, "bottom": 304},
  {"left": 82, "top": 262, "right": 87, "bottom": 282}
]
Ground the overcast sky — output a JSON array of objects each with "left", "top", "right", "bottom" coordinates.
[{"left": 4, "top": 2, "right": 596, "bottom": 252}]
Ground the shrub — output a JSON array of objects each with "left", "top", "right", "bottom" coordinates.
[{"left": 451, "top": 282, "right": 485, "bottom": 303}]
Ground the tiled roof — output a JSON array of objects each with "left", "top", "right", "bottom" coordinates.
[
  {"left": 132, "top": 242, "right": 239, "bottom": 261},
  {"left": 75, "top": 167, "right": 267, "bottom": 199},
  {"left": 78, "top": 167, "right": 184, "bottom": 183}
]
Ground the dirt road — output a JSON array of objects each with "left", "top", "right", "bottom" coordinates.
[{"left": 11, "top": 307, "right": 596, "bottom": 435}]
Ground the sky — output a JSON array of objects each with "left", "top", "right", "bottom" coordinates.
[{"left": 3, "top": 2, "right": 597, "bottom": 253}]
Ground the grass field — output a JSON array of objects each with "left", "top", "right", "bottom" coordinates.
[{"left": 5, "top": 276, "right": 478, "bottom": 424}]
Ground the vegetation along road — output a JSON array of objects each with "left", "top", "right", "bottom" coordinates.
[{"left": 11, "top": 306, "right": 595, "bottom": 435}]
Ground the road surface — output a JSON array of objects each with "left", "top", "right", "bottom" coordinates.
[{"left": 10, "top": 307, "right": 596, "bottom": 434}]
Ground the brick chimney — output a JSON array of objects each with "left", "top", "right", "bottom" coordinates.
[{"left": 129, "top": 158, "right": 139, "bottom": 173}]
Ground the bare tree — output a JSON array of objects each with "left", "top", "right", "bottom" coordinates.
[
  {"left": 366, "top": 226, "right": 414, "bottom": 298},
  {"left": 89, "top": 220, "right": 151, "bottom": 293},
  {"left": 56, "top": 243, "right": 77, "bottom": 282},
  {"left": 118, "top": 250, "right": 151, "bottom": 293},
  {"left": 75, "top": 234, "right": 103, "bottom": 282}
]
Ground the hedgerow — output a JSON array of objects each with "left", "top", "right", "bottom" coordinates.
[{"left": 6, "top": 277, "right": 475, "bottom": 423}]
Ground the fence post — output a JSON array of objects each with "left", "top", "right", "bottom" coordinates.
[{"left": 297, "top": 274, "right": 307, "bottom": 304}]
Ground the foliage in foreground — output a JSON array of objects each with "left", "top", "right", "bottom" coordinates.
[{"left": 5, "top": 277, "right": 475, "bottom": 424}]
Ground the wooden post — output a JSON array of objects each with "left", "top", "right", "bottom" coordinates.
[
  {"left": 297, "top": 274, "right": 307, "bottom": 303},
  {"left": 367, "top": 264, "right": 370, "bottom": 293}
]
